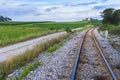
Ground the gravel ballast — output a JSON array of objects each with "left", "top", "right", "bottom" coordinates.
[
  {"left": 7, "top": 31, "right": 86, "bottom": 80},
  {"left": 108, "top": 35, "right": 120, "bottom": 52},
  {"left": 6, "top": 28, "right": 120, "bottom": 80},
  {"left": 23, "top": 32, "right": 85, "bottom": 80},
  {"left": 95, "top": 28, "right": 120, "bottom": 79},
  {"left": 75, "top": 29, "right": 111, "bottom": 80},
  {"left": 99, "top": 31, "right": 120, "bottom": 52}
]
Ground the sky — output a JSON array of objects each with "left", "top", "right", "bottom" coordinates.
[{"left": 0, "top": 0, "right": 120, "bottom": 21}]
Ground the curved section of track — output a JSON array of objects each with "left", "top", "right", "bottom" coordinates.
[{"left": 71, "top": 28, "right": 117, "bottom": 80}]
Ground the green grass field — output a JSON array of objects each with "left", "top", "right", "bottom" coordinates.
[
  {"left": 0, "top": 20, "right": 100, "bottom": 46},
  {"left": 0, "top": 21, "right": 90, "bottom": 29},
  {"left": 0, "top": 27, "right": 54, "bottom": 46}
]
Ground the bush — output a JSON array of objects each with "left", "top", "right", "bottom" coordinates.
[
  {"left": 110, "top": 27, "right": 120, "bottom": 35},
  {"left": 100, "top": 24, "right": 115, "bottom": 30},
  {"left": 100, "top": 24, "right": 120, "bottom": 35}
]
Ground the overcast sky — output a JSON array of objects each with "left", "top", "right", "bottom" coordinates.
[{"left": 0, "top": 0, "right": 120, "bottom": 21}]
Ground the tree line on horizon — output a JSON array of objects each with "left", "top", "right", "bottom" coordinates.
[{"left": 0, "top": 15, "right": 12, "bottom": 22}]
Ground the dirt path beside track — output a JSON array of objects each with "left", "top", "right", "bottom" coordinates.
[{"left": 0, "top": 31, "right": 67, "bottom": 62}]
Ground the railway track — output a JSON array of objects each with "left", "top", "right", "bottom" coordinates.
[{"left": 71, "top": 28, "right": 118, "bottom": 80}]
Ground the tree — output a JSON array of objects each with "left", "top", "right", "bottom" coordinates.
[
  {"left": 112, "top": 9, "right": 120, "bottom": 25},
  {"left": 0, "top": 16, "right": 4, "bottom": 22},
  {"left": 101, "top": 8, "right": 114, "bottom": 24},
  {"left": 101, "top": 8, "right": 120, "bottom": 25},
  {"left": 0, "top": 15, "right": 12, "bottom": 22},
  {"left": 4, "top": 17, "right": 12, "bottom": 21}
]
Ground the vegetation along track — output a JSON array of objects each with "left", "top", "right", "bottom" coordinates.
[{"left": 71, "top": 28, "right": 118, "bottom": 80}]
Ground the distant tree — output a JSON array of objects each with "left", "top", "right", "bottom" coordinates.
[
  {"left": 0, "top": 15, "right": 12, "bottom": 22},
  {"left": 85, "top": 18, "right": 88, "bottom": 21},
  {"left": 4, "top": 17, "right": 12, "bottom": 21},
  {"left": 90, "top": 18, "right": 93, "bottom": 21},
  {"left": 0, "top": 16, "right": 4, "bottom": 22}
]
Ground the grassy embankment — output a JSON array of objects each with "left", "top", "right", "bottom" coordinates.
[
  {"left": 89, "top": 19, "right": 119, "bottom": 35},
  {"left": 47, "top": 24, "right": 94, "bottom": 53},
  {"left": 47, "top": 35, "right": 70, "bottom": 53},
  {"left": 97, "top": 17, "right": 120, "bottom": 35},
  {"left": 99, "top": 24, "right": 120, "bottom": 35},
  {"left": 0, "top": 33, "right": 69, "bottom": 80},
  {"left": 0, "top": 21, "right": 90, "bottom": 47}
]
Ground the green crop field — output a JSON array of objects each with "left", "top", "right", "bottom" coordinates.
[
  {"left": 0, "top": 20, "right": 100, "bottom": 47},
  {"left": 0, "top": 21, "right": 90, "bottom": 29},
  {"left": 0, "top": 27, "right": 54, "bottom": 46}
]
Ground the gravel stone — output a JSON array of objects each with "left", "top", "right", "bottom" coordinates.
[
  {"left": 95, "top": 28, "right": 120, "bottom": 79},
  {"left": 75, "top": 29, "right": 111, "bottom": 80},
  {"left": 6, "top": 31, "right": 86, "bottom": 80}
]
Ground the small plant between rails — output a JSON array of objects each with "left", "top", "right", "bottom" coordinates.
[{"left": 71, "top": 28, "right": 118, "bottom": 80}]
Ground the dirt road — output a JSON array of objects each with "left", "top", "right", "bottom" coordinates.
[{"left": 0, "top": 31, "right": 67, "bottom": 62}]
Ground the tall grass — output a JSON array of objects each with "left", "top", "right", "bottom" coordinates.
[
  {"left": 18, "top": 60, "right": 43, "bottom": 79},
  {"left": 47, "top": 36, "right": 68, "bottom": 53},
  {"left": 0, "top": 27, "right": 58, "bottom": 47},
  {"left": 100, "top": 24, "right": 120, "bottom": 35},
  {"left": 0, "top": 33, "right": 69, "bottom": 80}
]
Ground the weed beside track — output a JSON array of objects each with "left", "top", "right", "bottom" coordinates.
[{"left": 0, "top": 33, "right": 69, "bottom": 80}]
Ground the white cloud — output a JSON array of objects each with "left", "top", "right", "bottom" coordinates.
[
  {"left": 13, "top": 6, "right": 100, "bottom": 21},
  {"left": 33, "top": 3, "right": 101, "bottom": 21},
  {"left": 0, "top": 0, "right": 120, "bottom": 21}
]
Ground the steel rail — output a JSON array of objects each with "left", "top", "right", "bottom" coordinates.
[
  {"left": 71, "top": 28, "right": 117, "bottom": 80},
  {"left": 71, "top": 29, "right": 90, "bottom": 80},
  {"left": 92, "top": 29, "right": 117, "bottom": 80}
]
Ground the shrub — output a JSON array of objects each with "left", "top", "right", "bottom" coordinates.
[
  {"left": 100, "top": 24, "right": 120, "bottom": 35},
  {"left": 110, "top": 27, "right": 120, "bottom": 35}
]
